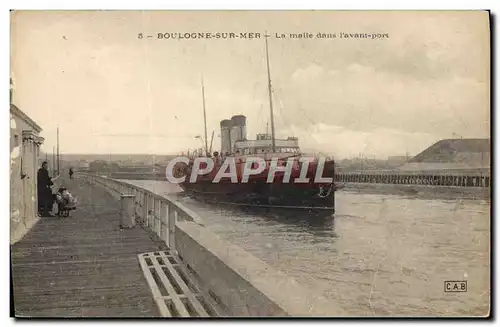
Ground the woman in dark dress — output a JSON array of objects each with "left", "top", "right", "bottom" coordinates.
[{"left": 37, "top": 161, "right": 54, "bottom": 217}]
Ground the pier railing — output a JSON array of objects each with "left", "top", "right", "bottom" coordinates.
[{"left": 81, "top": 173, "right": 204, "bottom": 251}]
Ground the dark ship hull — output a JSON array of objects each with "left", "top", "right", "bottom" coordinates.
[
  {"left": 181, "top": 180, "right": 334, "bottom": 209},
  {"left": 178, "top": 159, "right": 336, "bottom": 214}
]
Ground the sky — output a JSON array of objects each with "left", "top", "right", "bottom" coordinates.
[{"left": 10, "top": 10, "right": 490, "bottom": 159}]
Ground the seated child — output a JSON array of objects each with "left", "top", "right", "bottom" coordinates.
[{"left": 55, "top": 187, "right": 77, "bottom": 210}]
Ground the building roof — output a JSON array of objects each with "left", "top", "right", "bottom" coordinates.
[{"left": 10, "top": 103, "right": 42, "bottom": 133}]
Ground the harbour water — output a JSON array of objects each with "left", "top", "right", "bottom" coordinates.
[{"left": 124, "top": 179, "right": 490, "bottom": 316}]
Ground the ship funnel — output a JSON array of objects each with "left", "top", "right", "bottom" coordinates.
[
  {"left": 220, "top": 119, "right": 232, "bottom": 155},
  {"left": 230, "top": 115, "right": 247, "bottom": 151}
]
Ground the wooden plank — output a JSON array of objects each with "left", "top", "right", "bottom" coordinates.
[
  {"left": 137, "top": 254, "right": 171, "bottom": 317},
  {"left": 149, "top": 255, "right": 190, "bottom": 317},
  {"left": 173, "top": 258, "right": 225, "bottom": 317},
  {"left": 158, "top": 252, "right": 209, "bottom": 317}
]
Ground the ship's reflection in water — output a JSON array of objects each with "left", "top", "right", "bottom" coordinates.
[
  {"left": 208, "top": 201, "right": 338, "bottom": 237},
  {"left": 124, "top": 180, "right": 490, "bottom": 317}
]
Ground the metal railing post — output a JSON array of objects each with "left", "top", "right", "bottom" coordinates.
[
  {"left": 120, "top": 194, "right": 136, "bottom": 229},
  {"left": 169, "top": 209, "right": 177, "bottom": 252},
  {"left": 160, "top": 201, "right": 167, "bottom": 243},
  {"left": 141, "top": 191, "right": 148, "bottom": 224}
]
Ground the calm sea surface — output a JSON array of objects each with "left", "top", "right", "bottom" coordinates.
[{"left": 125, "top": 179, "right": 490, "bottom": 316}]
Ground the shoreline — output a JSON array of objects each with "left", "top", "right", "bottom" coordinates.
[{"left": 340, "top": 182, "right": 490, "bottom": 201}]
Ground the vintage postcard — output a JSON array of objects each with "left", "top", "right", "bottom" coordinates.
[{"left": 10, "top": 10, "right": 490, "bottom": 318}]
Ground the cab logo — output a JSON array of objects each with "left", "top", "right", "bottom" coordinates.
[{"left": 444, "top": 281, "right": 467, "bottom": 293}]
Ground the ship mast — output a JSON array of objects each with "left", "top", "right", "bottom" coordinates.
[
  {"left": 201, "top": 75, "right": 209, "bottom": 156},
  {"left": 57, "top": 127, "right": 60, "bottom": 175},
  {"left": 209, "top": 130, "right": 215, "bottom": 154},
  {"left": 264, "top": 32, "right": 277, "bottom": 153}
]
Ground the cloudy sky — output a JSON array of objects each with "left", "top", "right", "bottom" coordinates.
[{"left": 11, "top": 11, "right": 490, "bottom": 158}]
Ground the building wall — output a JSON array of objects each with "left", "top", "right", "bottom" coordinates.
[
  {"left": 10, "top": 105, "right": 44, "bottom": 244},
  {"left": 175, "top": 221, "right": 345, "bottom": 316}
]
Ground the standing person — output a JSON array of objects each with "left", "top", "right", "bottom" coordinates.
[
  {"left": 69, "top": 167, "right": 74, "bottom": 180},
  {"left": 37, "top": 161, "right": 54, "bottom": 217}
]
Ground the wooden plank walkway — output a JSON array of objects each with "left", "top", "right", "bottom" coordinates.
[{"left": 11, "top": 176, "right": 164, "bottom": 317}]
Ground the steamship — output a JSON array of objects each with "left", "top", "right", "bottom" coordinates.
[{"left": 175, "top": 36, "right": 336, "bottom": 213}]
